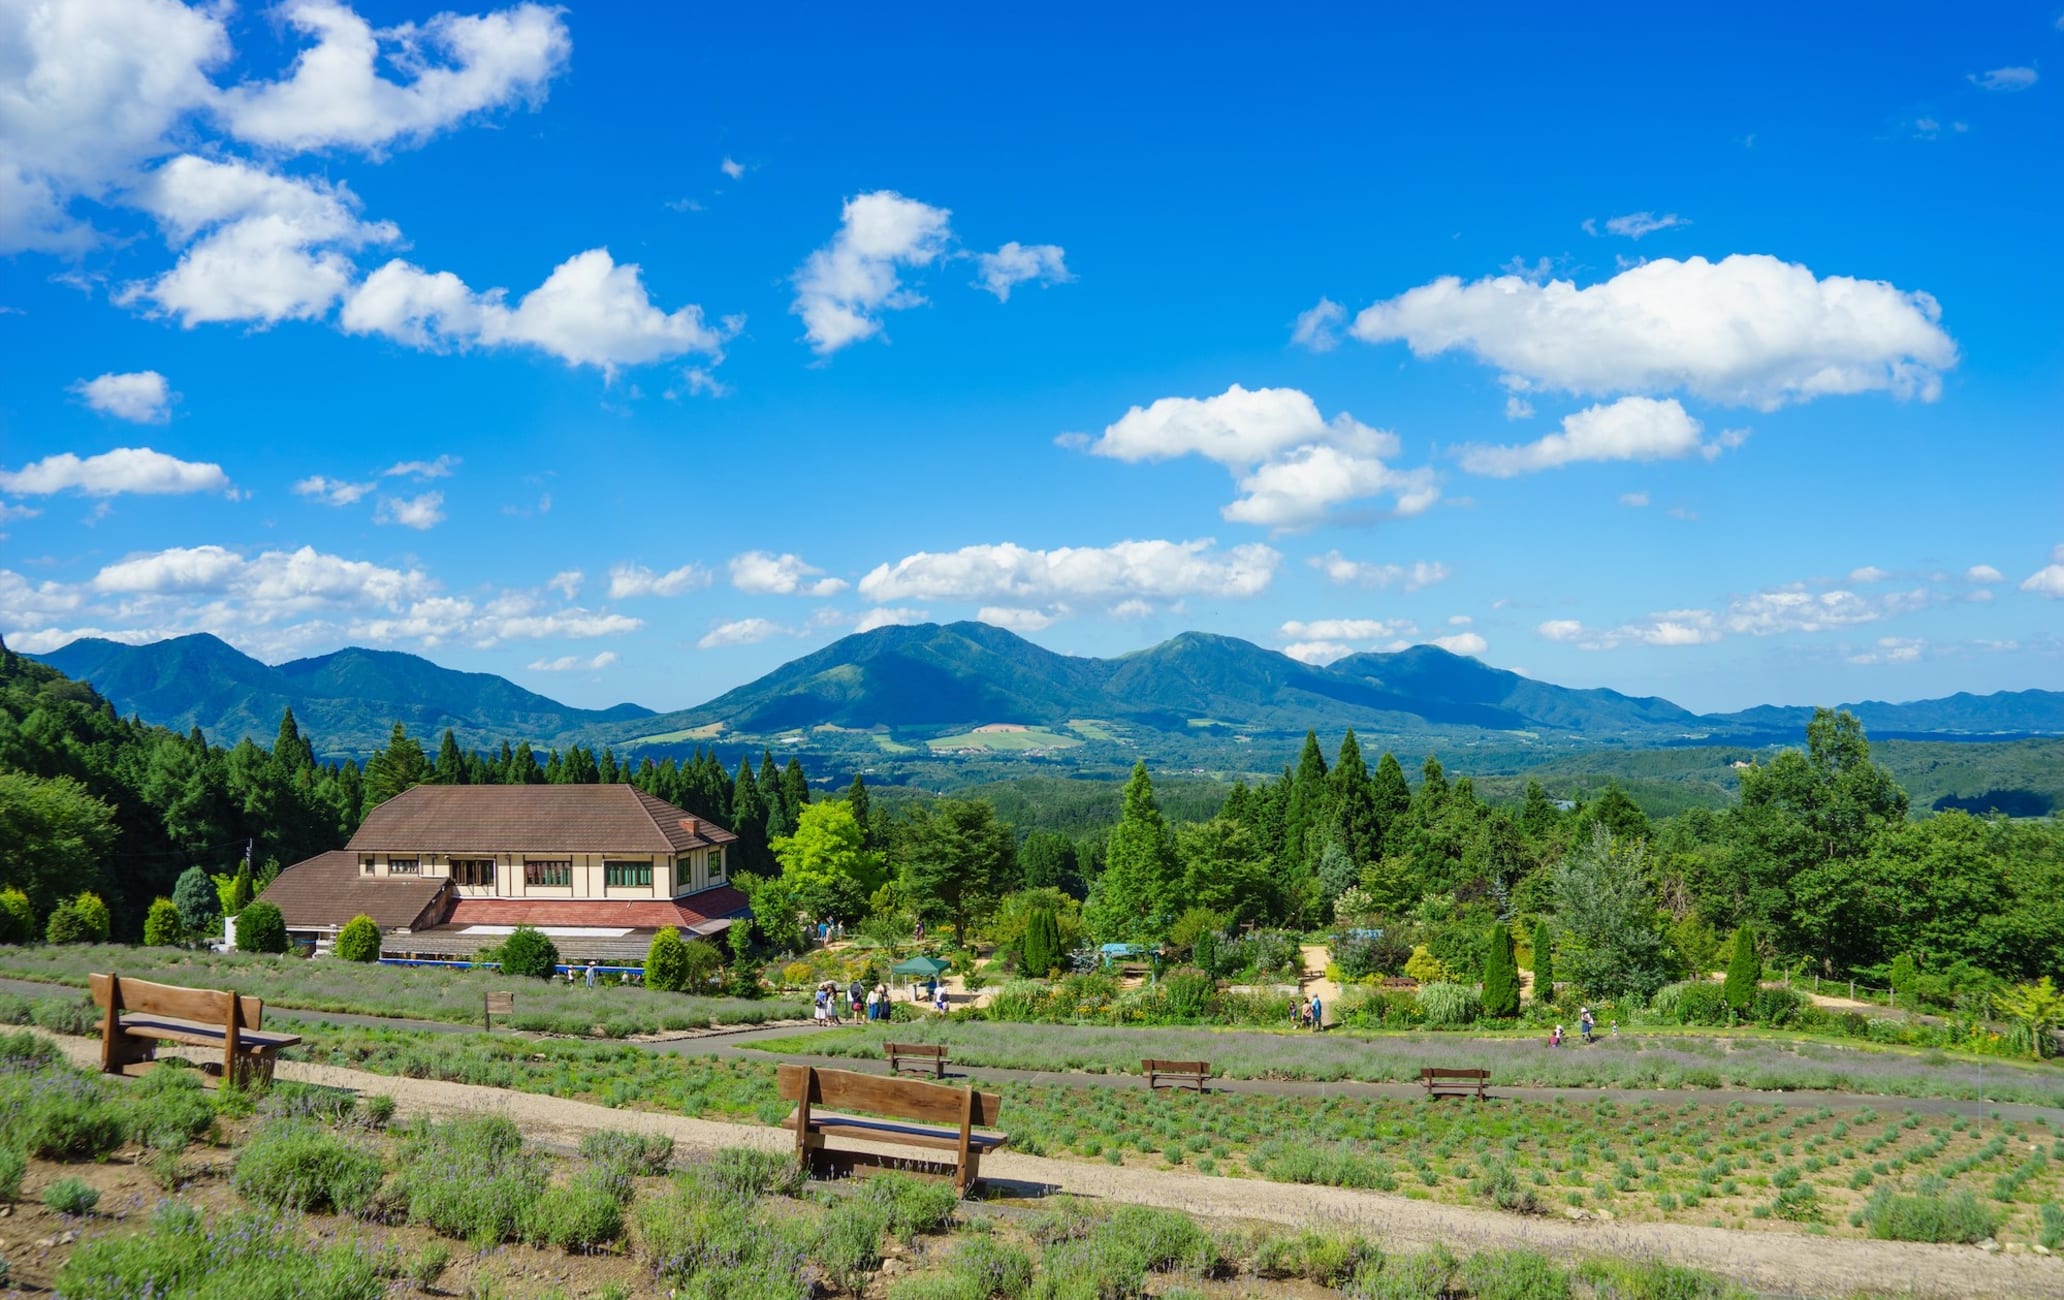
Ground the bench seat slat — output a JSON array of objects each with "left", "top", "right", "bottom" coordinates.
[
  {"left": 781, "top": 1111, "right": 1010, "bottom": 1151},
  {"left": 118, "top": 1015, "right": 300, "bottom": 1049}
]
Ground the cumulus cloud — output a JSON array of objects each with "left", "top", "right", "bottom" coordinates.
[
  {"left": 1964, "top": 564, "right": 2003, "bottom": 584},
  {"left": 1848, "top": 565, "right": 1892, "bottom": 583},
  {"left": 374, "top": 491, "right": 444, "bottom": 529},
  {"left": 854, "top": 607, "right": 928, "bottom": 633},
  {"left": 1430, "top": 631, "right": 1489, "bottom": 656},
  {"left": 2022, "top": 545, "right": 2064, "bottom": 599},
  {"left": 528, "top": 650, "right": 617, "bottom": 671},
  {"left": 1503, "top": 395, "right": 1534, "bottom": 420},
  {"left": 790, "top": 191, "right": 952, "bottom": 353},
  {"left": 975, "top": 242, "right": 1070, "bottom": 300},
  {"left": 1619, "top": 491, "right": 1650, "bottom": 508},
  {"left": 343, "top": 249, "right": 732, "bottom": 374},
  {"left": 1350, "top": 254, "right": 1957, "bottom": 410},
  {"left": 1847, "top": 636, "right": 1925, "bottom": 665},
  {"left": 720, "top": 156, "right": 745, "bottom": 179},
  {"left": 292, "top": 475, "right": 375, "bottom": 506},
  {"left": 608, "top": 562, "right": 712, "bottom": 599},
  {"left": 1280, "top": 618, "right": 1415, "bottom": 642},
  {"left": 546, "top": 570, "right": 582, "bottom": 600},
  {"left": 1083, "top": 385, "right": 1437, "bottom": 528},
  {"left": 697, "top": 617, "right": 788, "bottom": 648},
  {"left": 383, "top": 454, "right": 458, "bottom": 479},
  {"left": 858, "top": 538, "right": 1279, "bottom": 605},
  {"left": 977, "top": 606, "right": 1060, "bottom": 633},
  {"left": 72, "top": 371, "right": 175, "bottom": 423},
  {"left": 216, "top": 1, "right": 570, "bottom": 153},
  {"left": 0, "top": 447, "right": 230, "bottom": 497},
  {"left": 1536, "top": 611, "right": 1721, "bottom": 650},
  {"left": 1283, "top": 641, "right": 1355, "bottom": 666},
  {"left": 1723, "top": 585, "right": 1935, "bottom": 635},
  {"left": 1584, "top": 211, "right": 1689, "bottom": 239},
  {"left": 1290, "top": 298, "right": 1345, "bottom": 352},
  {"left": 729, "top": 551, "right": 847, "bottom": 597},
  {"left": 1458, "top": 396, "right": 1710, "bottom": 477},
  {"left": 1308, "top": 552, "right": 1451, "bottom": 591},
  {"left": 1968, "top": 66, "right": 2038, "bottom": 92}
]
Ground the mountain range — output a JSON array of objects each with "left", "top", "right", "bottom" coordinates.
[{"left": 20, "top": 623, "right": 2064, "bottom": 764}]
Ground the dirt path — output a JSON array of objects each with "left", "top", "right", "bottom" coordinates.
[
  {"left": 1298, "top": 943, "right": 1343, "bottom": 1024},
  {"left": 53, "top": 1036, "right": 2058, "bottom": 1299}
]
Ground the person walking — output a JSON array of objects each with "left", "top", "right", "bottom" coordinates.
[
  {"left": 1579, "top": 1007, "right": 1595, "bottom": 1044},
  {"left": 813, "top": 984, "right": 829, "bottom": 1023},
  {"left": 848, "top": 978, "right": 864, "bottom": 1019},
  {"left": 1309, "top": 993, "right": 1324, "bottom": 1032},
  {"left": 933, "top": 984, "right": 949, "bottom": 1014},
  {"left": 585, "top": 960, "right": 599, "bottom": 988}
]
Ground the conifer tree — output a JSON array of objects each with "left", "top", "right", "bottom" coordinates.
[
  {"left": 759, "top": 752, "right": 792, "bottom": 839},
  {"left": 1370, "top": 751, "right": 1412, "bottom": 852},
  {"left": 172, "top": 865, "right": 220, "bottom": 939},
  {"left": 1519, "top": 779, "right": 1559, "bottom": 839},
  {"left": 1723, "top": 924, "right": 1762, "bottom": 1012},
  {"left": 433, "top": 729, "right": 466, "bottom": 784},
  {"left": 1417, "top": 755, "right": 1449, "bottom": 809},
  {"left": 1330, "top": 729, "right": 1381, "bottom": 865},
  {"left": 273, "top": 708, "right": 314, "bottom": 772},
  {"left": 732, "top": 759, "right": 769, "bottom": 873},
  {"left": 845, "top": 773, "right": 872, "bottom": 848},
  {"left": 1531, "top": 917, "right": 1555, "bottom": 1002},
  {"left": 781, "top": 758, "right": 810, "bottom": 820},
  {"left": 1085, "top": 761, "right": 1181, "bottom": 941},
  {"left": 1482, "top": 922, "right": 1520, "bottom": 1017}
]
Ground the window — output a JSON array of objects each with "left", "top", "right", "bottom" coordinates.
[
  {"left": 388, "top": 858, "right": 420, "bottom": 876},
  {"left": 452, "top": 858, "right": 496, "bottom": 888},
  {"left": 524, "top": 859, "right": 572, "bottom": 888},
  {"left": 708, "top": 847, "right": 725, "bottom": 879},
  {"left": 604, "top": 860, "right": 652, "bottom": 888},
  {"left": 361, "top": 857, "right": 375, "bottom": 876}
]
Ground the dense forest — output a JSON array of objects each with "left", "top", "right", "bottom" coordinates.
[{"left": 3, "top": 639, "right": 2060, "bottom": 1002}]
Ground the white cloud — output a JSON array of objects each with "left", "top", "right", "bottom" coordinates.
[
  {"left": 976, "top": 606, "right": 1059, "bottom": 633},
  {"left": 729, "top": 551, "right": 847, "bottom": 597},
  {"left": 1537, "top": 619, "right": 1586, "bottom": 643},
  {"left": 1307, "top": 552, "right": 1450, "bottom": 591},
  {"left": 1280, "top": 618, "right": 1415, "bottom": 641},
  {"left": 1430, "top": 631, "right": 1489, "bottom": 656},
  {"left": 1459, "top": 396, "right": 1708, "bottom": 477},
  {"left": 1537, "top": 610, "right": 1721, "bottom": 650},
  {"left": 1503, "top": 395, "right": 1534, "bottom": 420},
  {"left": 121, "top": 155, "right": 399, "bottom": 325},
  {"left": 1968, "top": 66, "right": 2038, "bottom": 92},
  {"left": 1723, "top": 586, "right": 1935, "bottom": 635},
  {"left": 72, "top": 371, "right": 174, "bottom": 423},
  {"left": 1847, "top": 565, "right": 1892, "bottom": 583},
  {"left": 343, "top": 249, "right": 730, "bottom": 374},
  {"left": 1588, "top": 211, "right": 1689, "bottom": 239},
  {"left": 1619, "top": 491, "right": 1650, "bottom": 508},
  {"left": 1108, "top": 599, "right": 1154, "bottom": 620},
  {"left": 854, "top": 607, "right": 928, "bottom": 633},
  {"left": 382, "top": 454, "right": 458, "bottom": 479},
  {"left": 1964, "top": 564, "right": 2003, "bottom": 584},
  {"left": 720, "top": 156, "right": 745, "bottom": 179},
  {"left": 292, "top": 475, "right": 375, "bottom": 506},
  {"left": 0, "top": 447, "right": 230, "bottom": 497},
  {"left": 1448, "top": 615, "right": 1473, "bottom": 626},
  {"left": 1084, "top": 385, "right": 1437, "bottom": 528},
  {"left": 975, "top": 242, "right": 1070, "bottom": 301},
  {"left": 375, "top": 491, "right": 444, "bottom": 530},
  {"left": 216, "top": 1, "right": 571, "bottom": 153},
  {"left": 859, "top": 538, "right": 1279, "bottom": 604},
  {"left": 1284, "top": 641, "right": 1355, "bottom": 666},
  {"left": 1290, "top": 298, "right": 1345, "bottom": 352},
  {"left": 790, "top": 191, "right": 952, "bottom": 353},
  {"left": 546, "top": 569, "right": 582, "bottom": 600},
  {"left": 89, "top": 544, "right": 427, "bottom": 611},
  {"left": 697, "top": 618, "right": 789, "bottom": 649},
  {"left": 0, "top": 0, "right": 228, "bottom": 253},
  {"left": 1350, "top": 254, "right": 1958, "bottom": 410},
  {"left": 528, "top": 650, "right": 617, "bottom": 671},
  {"left": 1910, "top": 116, "right": 1969, "bottom": 140},
  {"left": 1847, "top": 636, "right": 1925, "bottom": 665},
  {"left": 607, "top": 562, "right": 711, "bottom": 599},
  {"left": 2022, "top": 545, "right": 2064, "bottom": 599}
]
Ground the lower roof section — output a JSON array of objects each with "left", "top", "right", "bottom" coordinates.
[{"left": 443, "top": 886, "right": 748, "bottom": 932}]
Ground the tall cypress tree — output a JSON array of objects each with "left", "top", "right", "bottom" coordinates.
[
  {"left": 1531, "top": 918, "right": 1555, "bottom": 1004},
  {"left": 1330, "top": 729, "right": 1381, "bottom": 866},
  {"left": 273, "top": 708, "right": 314, "bottom": 772},
  {"left": 845, "top": 773, "right": 872, "bottom": 848},
  {"left": 1482, "top": 923, "right": 1519, "bottom": 1017},
  {"left": 759, "top": 752, "right": 792, "bottom": 839},
  {"left": 433, "top": 729, "right": 466, "bottom": 784},
  {"left": 732, "top": 759, "right": 769, "bottom": 874},
  {"left": 781, "top": 759, "right": 810, "bottom": 820},
  {"left": 1723, "top": 925, "right": 1762, "bottom": 1012},
  {"left": 1370, "top": 752, "right": 1412, "bottom": 854},
  {"left": 1417, "top": 755, "right": 1449, "bottom": 810},
  {"left": 1085, "top": 761, "right": 1180, "bottom": 941},
  {"left": 1281, "top": 731, "right": 1331, "bottom": 875}
]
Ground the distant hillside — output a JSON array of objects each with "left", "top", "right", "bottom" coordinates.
[
  {"left": 1710, "top": 689, "right": 2064, "bottom": 737},
  {"left": 32, "top": 634, "right": 652, "bottom": 761}
]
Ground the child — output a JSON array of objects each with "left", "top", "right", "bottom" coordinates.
[
  {"left": 933, "top": 985, "right": 949, "bottom": 1014},
  {"left": 1550, "top": 1023, "right": 1563, "bottom": 1047}
]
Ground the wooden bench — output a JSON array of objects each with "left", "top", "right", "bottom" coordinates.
[
  {"left": 1380, "top": 977, "right": 1419, "bottom": 991},
  {"left": 884, "top": 1041, "right": 947, "bottom": 1078},
  {"left": 1142, "top": 1058, "right": 1211, "bottom": 1093},
  {"left": 777, "top": 1064, "right": 1008, "bottom": 1194},
  {"left": 1420, "top": 1066, "right": 1489, "bottom": 1100},
  {"left": 90, "top": 973, "right": 301, "bottom": 1088}
]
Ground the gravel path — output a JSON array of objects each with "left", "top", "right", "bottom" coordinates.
[{"left": 51, "top": 1035, "right": 2060, "bottom": 1299}]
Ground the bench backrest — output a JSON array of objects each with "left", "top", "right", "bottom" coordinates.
[
  {"left": 883, "top": 1042, "right": 945, "bottom": 1058},
  {"left": 90, "top": 973, "right": 263, "bottom": 1029},
  {"left": 1420, "top": 1067, "right": 1489, "bottom": 1080},
  {"left": 1142, "top": 1058, "right": 1210, "bottom": 1074},
  {"left": 777, "top": 1064, "right": 1001, "bottom": 1127}
]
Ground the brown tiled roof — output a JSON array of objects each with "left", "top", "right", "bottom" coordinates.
[
  {"left": 348, "top": 784, "right": 738, "bottom": 855},
  {"left": 445, "top": 886, "right": 749, "bottom": 931},
  {"left": 258, "top": 851, "right": 451, "bottom": 931}
]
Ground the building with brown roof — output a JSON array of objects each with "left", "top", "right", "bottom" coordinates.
[{"left": 258, "top": 784, "right": 749, "bottom": 964}]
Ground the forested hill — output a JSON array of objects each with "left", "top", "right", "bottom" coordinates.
[{"left": 34, "top": 633, "right": 652, "bottom": 762}]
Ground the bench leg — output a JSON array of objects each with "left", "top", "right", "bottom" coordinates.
[
  {"left": 958, "top": 1152, "right": 980, "bottom": 1196},
  {"left": 231, "top": 1052, "right": 277, "bottom": 1091}
]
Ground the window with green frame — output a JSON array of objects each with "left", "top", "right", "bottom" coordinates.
[
  {"left": 708, "top": 847, "right": 725, "bottom": 879},
  {"left": 524, "top": 859, "right": 572, "bottom": 887},
  {"left": 604, "top": 859, "right": 652, "bottom": 888}
]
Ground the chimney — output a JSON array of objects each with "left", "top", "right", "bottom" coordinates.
[{"left": 683, "top": 817, "right": 699, "bottom": 837}]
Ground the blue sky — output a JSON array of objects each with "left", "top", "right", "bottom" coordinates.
[{"left": 2, "top": 2, "right": 2060, "bottom": 716}]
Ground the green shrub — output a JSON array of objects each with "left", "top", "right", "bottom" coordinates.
[
  {"left": 521, "top": 1173, "right": 624, "bottom": 1250},
  {"left": 632, "top": 1179, "right": 809, "bottom": 1298},
  {"left": 0, "top": 1147, "right": 24, "bottom": 1202},
  {"left": 1471, "top": 1162, "right": 1542, "bottom": 1214},
  {"left": 1722, "top": 925, "right": 1760, "bottom": 1013},
  {"left": 236, "top": 900, "right": 289, "bottom": 954},
  {"left": 56, "top": 1204, "right": 383, "bottom": 1300},
  {"left": 335, "top": 915, "right": 382, "bottom": 963},
  {"left": 43, "top": 1175, "right": 100, "bottom": 1215},
  {"left": 1460, "top": 1249, "right": 1571, "bottom": 1300},
  {"left": 1352, "top": 1244, "right": 1456, "bottom": 1300},
  {"left": 580, "top": 1128, "right": 675, "bottom": 1177},
  {"left": 128, "top": 1066, "right": 217, "bottom": 1147},
  {"left": 231, "top": 1119, "right": 385, "bottom": 1215},
  {"left": 2039, "top": 1201, "right": 2062, "bottom": 1251},
  {"left": 1157, "top": 968, "right": 1217, "bottom": 1021},
  {"left": 45, "top": 893, "right": 111, "bottom": 944},
  {"left": 1863, "top": 1188, "right": 2001, "bottom": 1243},
  {"left": 0, "top": 886, "right": 33, "bottom": 944},
  {"left": 393, "top": 1114, "right": 547, "bottom": 1245},
  {"left": 646, "top": 926, "right": 692, "bottom": 991},
  {"left": 174, "top": 866, "right": 222, "bottom": 938},
  {"left": 1416, "top": 981, "right": 1481, "bottom": 1027},
  {"left": 406, "top": 1242, "right": 452, "bottom": 1289},
  {"left": 695, "top": 1145, "right": 806, "bottom": 1199},
  {"left": 361, "top": 1094, "right": 397, "bottom": 1127},
  {"left": 1751, "top": 986, "right": 1804, "bottom": 1027},
  {"left": 1481, "top": 924, "right": 1520, "bottom": 1018},
  {"left": 1252, "top": 1230, "right": 1377, "bottom": 1284},
  {"left": 497, "top": 925, "right": 560, "bottom": 979},
  {"left": 1, "top": 1067, "right": 126, "bottom": 1159},
  {"left": 142, "top": 898, "right": 184, "bottom": 946},
  {"left": 0, "top": 1028, "right": 56, "bottom": 1066},
  {"left": 1573, "top": 1258, "right": 1754, "bottom": 1300}
]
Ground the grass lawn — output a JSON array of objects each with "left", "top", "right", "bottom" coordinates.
[
  {"left": 755, "top": 1020, "right": 2064, "bottom": 1108},
  {"left": 0, "top": 943, "right": 808, "bottom": 1038},
  {"left": 925, "top": 727, "right": 1082, "bottom": 752}
]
